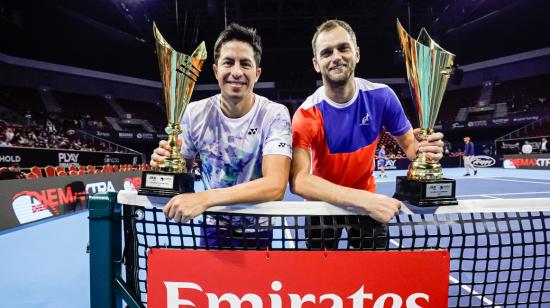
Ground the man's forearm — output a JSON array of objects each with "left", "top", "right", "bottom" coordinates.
[
  {"left": 290, "top": 172, "right": 373, "bottom": 208},
  {"left": 201, "top": 176, "right": 286, "bottom": 208}
]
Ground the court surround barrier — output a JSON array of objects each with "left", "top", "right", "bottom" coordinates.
[{"left": 89, "top": 191, "right": 550, "bottom": 307}]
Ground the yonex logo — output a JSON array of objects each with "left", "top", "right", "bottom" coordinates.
[
  {"left": 278, "top": 143, "right": 286, "bottom": 148},
  {"left": 360, "top": 113, "right": 369, "bottom": 126},
  {"left": 248, "top": 128, "right": 258, "bottom": 135}
]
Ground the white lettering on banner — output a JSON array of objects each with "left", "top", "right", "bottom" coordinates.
[
  {"left": 96, "top": 131, "right": 111, "bottom": 137},
  {"left": 58, "top": 153, "right": 79, "bottom": 163},
  {"left": 0, "top": 155, "right": 21, "bottom": 162},
  {"left": 208, "top": 293, "right": 263, "bottom": 308},
  {"left": 118, "top": 132, "right": 133, "bottom": 138},
  {"left": 164, "top": 282, "right": 202, "bottom": 308},
  {"left": 104, "top": 155, "right": 120, "bottom": 164},
  {"left": 537, "top": 159, "right": 550, "bottom": 167},
  {"left": 385, "top": 160, "right": 397, "bottom": 170},
  {"left": 86, "top": 181, "right": 115, "bottom": 194},
  {"left": 451, "top": 122, "right": 464, "bottom": 129},
  {"left": 164, "top": 280, "right": 429, "bottom": 308}
]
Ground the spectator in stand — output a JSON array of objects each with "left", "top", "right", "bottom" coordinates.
[
  {"left": 377, "top": 145, "right": 387, "bottom": 178},
  {"left": 521, "top": 140, "right": 533, "bottom": 155},
  {"left": 0, "top": 163, "right": 25, "bottom": 180},
  {"left": 463, "top": 136, "right": 477, "bottom": 176},
  {"left": 24, "top": 110, "right": 33, "bottom": 126},
  {"left": 540, "top": 138, "right": 547, "bottom": 153},
  {"left": 45, "top": 119, "right": 57, "bottom": 134}
]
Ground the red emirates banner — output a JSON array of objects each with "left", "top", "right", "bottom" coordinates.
[{"left": 148, "top": 249, "right": 449, "bottom": 308}]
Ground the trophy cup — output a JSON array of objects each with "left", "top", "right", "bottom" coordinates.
[
  {"left": 138, "top": 23, "right": 207, "bottom": 197},
  {"left": 393, "top": 19, "right": 458, "bottom": 206}
]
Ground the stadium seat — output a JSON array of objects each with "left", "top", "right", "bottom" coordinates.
[
  {"left": 58, "top": 171, "right": 68, "bottom": 176},
  {"left": 69, "top": 170, "right": 78, "bottom": 176},
  {"left": 69, "top": 165, "right": 78, "bottom": 172},
  {"left": 87, "top": 165, "right": 95, "bottom": 173},
  {"left": 77, "top": 170, "right": 86, "bottom": 175},
  {"left": 44, "top": 165, "right": 56, "bottom": 177},
  {"left": 55, "top": 165, "right": 65, "bottom": 175},
  {"left": 30, "top": 166, "right": 43, "bottom": 178},
  {"left": 26, "top": 173, "right": 39, "bottom": 179}
]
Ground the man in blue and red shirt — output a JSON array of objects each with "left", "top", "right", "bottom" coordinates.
[{"left": 290, "top": 20, "right": 444, "bottom": 248}]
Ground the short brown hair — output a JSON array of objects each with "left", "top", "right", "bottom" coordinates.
[
  {"left": 311, "top": 20, "right": 357, "bottom": 56},
  {"left": 213, "top": 23, "right": 262, "bottom": 66}
]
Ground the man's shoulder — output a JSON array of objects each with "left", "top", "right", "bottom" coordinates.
[
  {"left": 187, "top": 95, "right": 217, "bottom": 113},
  {"left": 355, "top": 77, "right": 390, "bottom": 93},
  {"left": 255, "top": 94, "right": 288, "bottom": 114},
  {"left": 297, "top": 87, "right": 326, "bottom": 111}
]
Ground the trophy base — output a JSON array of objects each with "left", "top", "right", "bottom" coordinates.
[
  {"left": 393, "top": 176, "right": 458, "bottom": 207},
  {"left": 138, "top": 171, "right": 195, "bottom": 197}
]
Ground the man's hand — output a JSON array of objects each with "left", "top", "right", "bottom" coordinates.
[
  {"left": 150, "top": 139, "right": 181, "bottom": 168},
  {"left": 352, "top": 191, "right": 401, "bottom": 224},
  {"left": 163, "top": 192, "right": 211, "bottom": 224},
  {"left": 415, "top": 129, "right": 444, "bottom": 161}
]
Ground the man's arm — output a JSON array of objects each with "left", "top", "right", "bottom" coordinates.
[
  {"left": 289, "top": 147, "right": 400, "bottom": 223},
  {"left": 164, "top": 155, "right": 290, "bottom": 223},
  {"left": 393, "top": 128, "right": 444, "bottom": 161}
]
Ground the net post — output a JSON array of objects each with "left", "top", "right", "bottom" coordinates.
[{"left": 88, "top": 192, "right": 122, "bottom": 308}]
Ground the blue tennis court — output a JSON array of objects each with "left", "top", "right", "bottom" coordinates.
[{"left": 1, "top": 167, "right": 549, "bottom": 307}]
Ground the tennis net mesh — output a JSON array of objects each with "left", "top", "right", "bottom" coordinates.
[{"left": 120, "top": 196, "right": 550, "bottom": 307}]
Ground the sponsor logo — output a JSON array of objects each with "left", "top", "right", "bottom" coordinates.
[
  {"left": 163, "top": 281, "right": 429, "bottom": 308},
  {"left": 500, "top": 142, "right": 520, "bottom": 150},
  {"left": 471, "top": 155, "right": 496, "bottom": 167},
  {"left": 360, "top": 113, "right": 370, "bottom": 126},
  {"left": 59, "top": 152, "right": 79, "bottom": 163},
  {"left": 247, "top": 128, "right": 259, "bottom": 135},
  {"left": 503, "top": 159, "right": 516, "bottom": 169},
  {"left": 504, "top": 157, "right": 550, "bottom": 169},
  {"left": 86, "top": 181, "right": 115, "bottom": 194},
  {"left": 96, "top": 131, "right": 111, "bottom": 138},
  {"left": 118, "top": 132, "right": 134, "bottom": 138},
  {"left": 467, "top": 120, "right": 487, "bottom": 128},
  {"left": 104, "top": 155, "right": 120, "bottom": 164},
  {"left": 451, "top": 122, "right": 464, "bottom": 129},
  {"left": 157, "top": 133, "right": 168, "bottom": 139},
  {"left": 512, "top": 116, "right": 539, "bottom": 122},
  {"left": 136, "top": 133, "right": 154, "bottom": 139},
  {"left": 0, "top": 155, "right": 21, "bottom": 163},
  {"left": 492, "top": 118, "right": 509, "bottom": 125},
  {"left": 58, "top": 153, "right": 79, "bottom": 168},
  {"left": 384, "top": 159, "right": 397, "bottom": 170},
  {"left": 123, "top": 177, "right": 141, "bottom": 191},
  {"left": 11, "top": 187, "right": 85, "bottom": 224}
]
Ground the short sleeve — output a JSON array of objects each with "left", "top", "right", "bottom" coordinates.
[
  {"left": 180, "top": 110, "right": 198, "bottom": 160},
  {"left": 262, "top": 105, "right": 292, "bottom": 158},
  {"left": 291, "top": 107, "right": 319, "bottom": 150},
  {"left": 382, "top": 87, "right": 412, "bottom": 137}
]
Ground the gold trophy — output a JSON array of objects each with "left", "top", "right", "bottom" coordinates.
[
  {"left": 393, "top": 19, "right": 458, "bottom": 206},
  {"left": 139, "top": 23, "right": 207, "bottom": 197}
]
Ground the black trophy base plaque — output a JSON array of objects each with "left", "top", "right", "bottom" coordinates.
[
  {"left": 138, "top": 171, "right": 195, "bottom": 197},
  {"left": 393, "top": 176, "right": 458, "bottom": 207}
]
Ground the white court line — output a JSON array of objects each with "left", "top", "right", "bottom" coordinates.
[
  {"left": 388, "top": 238, "right": 500, "bottom": 307},
  {"left": 478, "top": 195, "right": 502, "bottom": 199},
  {"left": 459, "top": 191, "right": 550, "bottom": 197},
  {"left": 477, "top": 178, "right": 550, "bottom": 185}
]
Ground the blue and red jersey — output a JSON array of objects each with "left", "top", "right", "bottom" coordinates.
[{"left": 292, "top": 78, "right": 411, "bottom": 192}]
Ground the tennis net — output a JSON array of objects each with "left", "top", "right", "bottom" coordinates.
[{"left": 94, "top": 191, "right": 550, "bottom": 307}]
